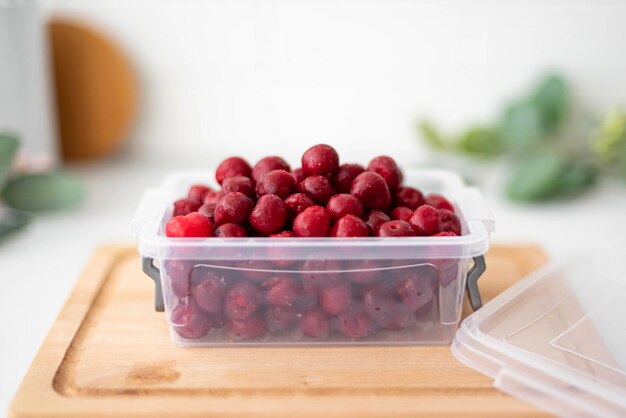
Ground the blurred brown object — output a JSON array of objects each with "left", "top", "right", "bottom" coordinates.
[{"left": 48, "top": 19, "right": 137, "bottom": 160}]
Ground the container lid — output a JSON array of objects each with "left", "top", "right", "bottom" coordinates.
[{"left": 452, "top": 252, "right": 626, "bottom": 417}]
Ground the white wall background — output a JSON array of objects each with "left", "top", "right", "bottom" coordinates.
[{"left": 42, "top": 0, "right": 626, "bottom": 166}]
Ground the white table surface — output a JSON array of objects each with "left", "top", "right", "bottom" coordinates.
[{"left": 2, "top": 156, "right": 625, "bottom": 413}]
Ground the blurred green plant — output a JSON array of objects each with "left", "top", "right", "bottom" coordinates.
[
  {"left": 417, "top": 73, "right": 626, "bottom": 202},
  {"left": 0, "top": 132, "right": 85, "bottom": 239}
]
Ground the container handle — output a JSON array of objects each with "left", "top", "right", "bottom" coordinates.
[
  {"left": 142, "top": 257, "right": 164, "bottom": 312},
  {"left": 466, "top": 255, "right": 486, "bottom": 310}
]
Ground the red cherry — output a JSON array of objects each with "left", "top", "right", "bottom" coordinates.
[
  {"left": 365, "top": 210, "right": 391, "bottom": 235},
  {"left": 173, "top": 198, "right": 202, "bottom": 217},
  {"left": 214, "top": 223, "right": 248, "bottom": 237},
  {"left": 377, "top": 220, "right": 416, "bottom": 237},
  {"left": 187, "top": 185, "right": 211, "bottom": 202},
  {"left": 214, "top": 192, "right": 254, "bottom": 226},
  {"left": 395, "top": 268, "right": 436, "bottom": 311},
  {"left": 284, "top": 193, "right": 315, "bottom": 219},
  {"left": 256, "top": 169, "right": 295, "bottom": 200},
  {"left": 170, "top": 297, "right": 211, "bottom": 339},
  {"left": 301, "top": 144, "right": 340, "bottom": 177},
  {"left": 393, "top": 187, "right": 425, "bottom": 210},
  {"left": 249, "top": 194, "right": 288, "bottom": 235},
  {"left": 222, "top": 176, "right": 255, "bottom": 199},
  {"left": 350, "top": 172, "right": 390, "bottom": 211},
  {"left": 326, "top": 193, "right": 364, "bottom": 221},
  {"left": 438, "top": 209, "right": 462, "bottom": 235},
  {"left": 433, "top": 231, "right": 457, "bottom": 237},
  {"left": 337, "top": 305, "right": 376, "bottom": 339},
  {"left": 228, "top": 315, "right": 267, "bottom": 340},
  {"left": 291, "top": 167, "right": 305, "bottom": 184},
  {"left": 261, "top": 276, "right": 300, "bottom": 307},
  {"left": 166, "top": 212, "right": 212, "bottom": 237},
  {"left": 330, "top": 214, "right": 369, "bottom": 237},
  {"left": 293, "top": 205, "right": 331, "bottom": 237},
  {"left": 409, "top": 205, "right": 441, "bottom": 236},
  {"left": 203, "top": 189, "right": 225, "bottom": 205},
  {"left": 215, "top": 157, "right": 252, "bottom": 185},
  {"left": 319, "top": 282, "right": 353, "bottom": 315},
  {"left": 298, "top": 175, "right": 335, "bottom": 205},
  {"left": 426, "top": 193, "right": 455, "bottom": 212},
  {"left": 164, "top": 259, "right": 193, "bottom": 297},
  {"left": 367, "top": 155, "right": 403, "bottom": 191},
  {"left": 300, "top": 307, "right": 331, "bottom": 339},
  {"left": 224, "top": 282, "right": 262, "bottom": 320},
  {"left": 333, "top": 163, "right": 365, "bottom": 193},
  {"left": 190, "top": 270, "right": 226, "bottom": 313},
  {"left": 252, "top": 156, "right": 290, "bottom": 182},
  {"left": 265, "top": 306, "right": 297, "bottom": 333},
  {"left": 390, "top": 206, "right": 413, "bottom": 223}
]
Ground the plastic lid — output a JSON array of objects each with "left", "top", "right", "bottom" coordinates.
[{"left": 452, "top": 252, "right": 626, "bottom": 417}]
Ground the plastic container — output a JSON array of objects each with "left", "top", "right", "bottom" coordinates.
[
  {"left": 132, "top": 169, "right": 493, "bottom": 346},
  {"left": 453, "top": 252, "right": 626, "bottom": 417}
]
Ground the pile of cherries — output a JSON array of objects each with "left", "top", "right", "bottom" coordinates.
[
  {"left": 163, "top": 144, "right": 463, "bottom": 342},
  {"left": 165, "top": 144, "right": 461, "bottom": 238}
]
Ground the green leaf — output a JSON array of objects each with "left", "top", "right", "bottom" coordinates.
[
  {"left": 0, "top": 132, "right": 20, "bottom": 190},
  {"left": 0, "top": 207, "right": 32, "bottom": 239},
  {"left": 501, "top": 100, "right": 544, "bottom": 147},
  {"left": 2, "top": 170, "right": 85, "bottom": 211},
  {"left": 457, "top": 127, "right": 504, "bottom": 156},
  {"left": 557, "top": 162, "right": 597, "bottom": 197},
  {"left": 531, "top": 73, "right": 568, "bottom": 133},
  {"left": 506, "top": 154, "right": 568, "bottom": 201},
  {"left": 418, "top": 120, "right": 447, "bottom": 150}
]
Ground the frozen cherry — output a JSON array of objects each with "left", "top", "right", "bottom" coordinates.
[
  {"left": 164, "top": 259, "right": 193, "bottom": 297},
  {"left": 190, "top": 270, "right": 226, "bottom": 313},
  {"left": 409, "top": 205, "right": 441, "bottom": 236},
  {"left": 261, "top": 276, "right": 300, "bottom": 307},
  {"left": 249, "top": 194, "right": 288, "bottom": 235},
  {"left": 365, "top": 210, "right": 391, "bottom": 235},
  {"left": 377, "top": 220, "right": 416, "bottom": 237},
  {"left": 333, "top": 163, "right": 365, "bottom": 193},
  {"left": 256, "top": 169, "right": 295, "bottom": 200},
  {"left": 393, "top": 187, "right": 425, "bottom": 210},
  {"left": 300, "top": 258, "right": 342, "bottom": 289},
  {"left": 284, "top": 193, "right": 315, "bottom": 218},
  {"left": 216, "top": 156, "right": 252, "bottom": 185},
  {"left": 345, "top": 259, "right": 382, "bottom": 285},
  {"left": 268, "top": 230, "right": 297, "bottom": 268},
  {"left": 319, "top": 282, "right": 352, "bottom": 315},
  {"left": 214, "top": 192, "right": 254, "bottom": 226},
  {"left": 203, "top": 189, "right": 224, "bottom": 205},
  {"left": 433, "top": 231, "right": 457, "bottom": 237},
  {"left": 170, "top": 297, "right": 211, "bottom": 339},
  {"left": 291, "top": 167, "right": 305, "bottom": 184},
  {"left": 367, "top": 155, "right": 403, "bottom": 191},
  {"left": 298, "top": 175, "right": 335, "bottom": 205},
  {"left": 228, "top": 315, "right": 267, "bottom": 340},
  {"left": 222, "top": 176, "right": 255, "bottom": 199},
  {"left": 330, "top": 214, "right": 369, "bottom": 237},
  {"left": 362, "top": 285, "right": 398, "bottom": 328},
  {"left": 390, "top": 206, "right": 413, "bottom": 223},
  {"left": 386, "top": 303, "right": 417, "bottom": 330},
  {"left": 173, "top": 198, "right": 202, "bottom": 217},
  {"left": 293, "top": 205, "right": 331, "bottom": 237},
  {"left": 166, "top": 212, "right": 212, "bottom": 237},
  {"left": 265, "top": 306, "right": 297, "bottom": 333},
  {"left": 252, "top": 156, "right": 290, "bottom": 182},
  {"left": 337, "top": 305, "right": 376, "bottom": 339},
  {"left": 438, "top": 209, "right": 462, "bottom": 235},
  {"left": 395, "top": 268, "right": 436, "bottom": 310},
  {"left": 300, "top": 307, "right": 331, "bottom": 339},
  {"left": 301, "top": 144, "right": 340, "bottom": 177},
  {"left": 426, "top": 193, "right": 455, "bottom": 212},
  {"left": 214, "top": 223, "right": 248, "bottom": 237},
  {"left": 350, "top": 171, "right": 390, "bottom": 211},
  {"left": 297, "top": 282, "right": 319, "bottom": 310},
  {"left": 198, "top": 203, "right": 216, "bottom": 222},
  {"left": 187, "top": 185, "right": 211, "bottom": 202},
  {"left": 224, "top": 282, "right": 262, "bottom": 320},
  {"left": 326, "top": 194, "right": 364, "bottom": 221}
]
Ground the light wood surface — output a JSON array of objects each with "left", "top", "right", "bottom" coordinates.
[
  {"left": 9, "top": 244, "right": 550, "bottom": 417},
  {"left": 49, "top": 20, "right": 136, "bottom": 160}
]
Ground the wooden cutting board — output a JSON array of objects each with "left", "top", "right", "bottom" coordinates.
[{"left": 9, "top": 244, "right": 549, "bottom": 418}]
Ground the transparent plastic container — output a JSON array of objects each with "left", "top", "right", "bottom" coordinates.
[
  {"left": 132, "top": 169, "right": 493, "bottom": 346},
  {"left": 453, "top": 252, "right": 626, "bottom": 417}
]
